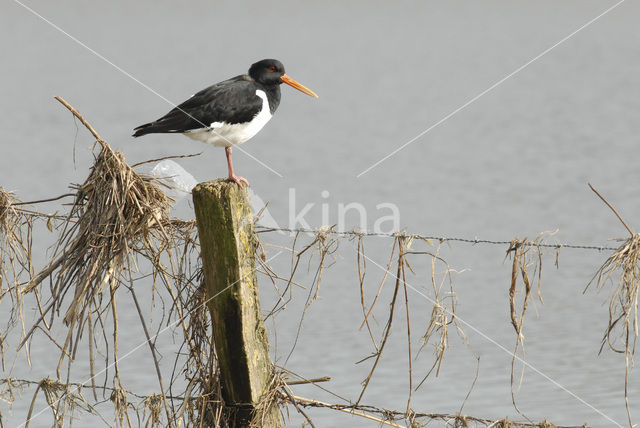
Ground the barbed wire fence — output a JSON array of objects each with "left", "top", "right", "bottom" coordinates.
[{"left": 0, "top": 98, "right": 637, "bottom": 427}]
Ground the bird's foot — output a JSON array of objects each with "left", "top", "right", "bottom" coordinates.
[{"left": 228, "top": 175, "right": 249, "bottom": 187}]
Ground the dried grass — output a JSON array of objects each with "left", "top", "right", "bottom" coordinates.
[
  {"left": 18, "top": 99, "right": 175, "bottom": 402},
  {"left": 9, "top": 98, "right": 223, "bottom": 427},
  {"left": 279, "top": 394, "right": 579, "bottom": 427},
  {"left": 23, "top": 117, "right": 171, "bottom": 321},
  {"left": 590, "top": 235, "right": 640, "bottom": 427},
  {"left": 587, "top": 184, "right": 640, "bottom": 427},
  {"left": 414, "top": 240, "right": 462, "bottom": 387},
  {"left": 505, "top": 232, "right": 552, "bottom": 418},
  {"left": 0, "top": 187, "right": 34, "bottom": 369},
  {"left": 591, "top": 234, "right": 640, "bottom": 352},
  {"left": 0, "top": 99, "right": 621, "bottom": 427}
]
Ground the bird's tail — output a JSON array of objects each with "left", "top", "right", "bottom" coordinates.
[
  {"left": 132, "top": 116, "right": 191, "bottom": 137},
  {"left": 132, "top": 122, "right": 158, "bottom": 137}
]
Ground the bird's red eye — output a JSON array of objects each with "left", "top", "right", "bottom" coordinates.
[{"left": 269, "top": 66, "right": 276, "bottom": 72}]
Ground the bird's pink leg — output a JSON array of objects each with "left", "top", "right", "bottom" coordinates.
[{"left": 225, "top": 146, "right": 249, "bottom": 187}]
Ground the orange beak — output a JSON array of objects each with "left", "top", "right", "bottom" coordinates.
[{"left": 281, "top": 74, "right": 318, "bottom": 98}]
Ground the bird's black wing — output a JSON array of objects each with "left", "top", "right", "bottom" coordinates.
[{"left": 133, "top": 75, "right": 263, "bottom": 137}]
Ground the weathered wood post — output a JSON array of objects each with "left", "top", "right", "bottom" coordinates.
[{"left": 192, "top": 179, "right": 280, "bottom": 427}]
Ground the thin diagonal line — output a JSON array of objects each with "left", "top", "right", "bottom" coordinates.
[
  {"left": 358, "top": 248, "right": 623, "bottom": 427},
  {"left": 13, "top": 0, "right": 283, "bottom": 179},
  {"left": 19, "top": 250, "right": 283, "bottom": 427},
  {"left": 357, "top": 0, "right": 626, "bottom": 178},
  {"left": 238, "top": 148, "right": 284, "bottom": 178}
]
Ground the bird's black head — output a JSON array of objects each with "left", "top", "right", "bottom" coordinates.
[
  {"left": 248, "top": 59, "right": 285, "bottom": 85},
  {"left": 248, "top": 59, "right": 318, "bottom": 98}
]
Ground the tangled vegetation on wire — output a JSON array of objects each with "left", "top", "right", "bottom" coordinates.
[{"left": 0, "top": 98, "right": 637, "bottom": 427}]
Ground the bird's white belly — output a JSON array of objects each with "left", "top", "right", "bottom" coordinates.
[{"left": 184, "top": 89, "right": 272, "bottom": 147}]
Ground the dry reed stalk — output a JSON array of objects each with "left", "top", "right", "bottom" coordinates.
[
  {"left": 110, "top": 385, "right": 132, "bottom": 427},
  {"left": 12, "top": 98, "right": 218, "bottom": 426},
  {"left": 21, "top": 98, "right": 171, "bottom": 342},
  {"left": 252, "top": 370, "right": 284, "bottom": 428},
  {"left": 0, "top": 187, "right": 34, "bottom": 365},
  {"left": 288, "top": 394, "right": 404, "bottom": 427},
  {"left": 270, "top": 228, "right": 337, "bottom": 312},
  {"left": 587, "top": 184, "right": 639, "bottom": 428},
  {"left": 142, "top": 394, "right": 163, "bottom": 426},
  {"left": 505, "top": 232, "right": 549, "bottom": 418},
  {"left": 281, "top": 394, "right": 576, "bottom": 427},
  {"left": 181, "top": 276, "right": 227, "bottom": 426},
  {"left": 590, "top": 233, "right": 640, "bottom": 349},
  {"left": 356, "top": 233, "right": 380, "bottom": 347},
  {"left": 258, "top": 227, "right": 337, "bottom": 364},
  {"left": 414, "top": 241, "right": 460, "bottom": 389},
  {"left": 23, "top": 377, "right": 100, "bottom": 428},
  {"left": 355, "top": 236, "right": 405, "bottom": 407}
]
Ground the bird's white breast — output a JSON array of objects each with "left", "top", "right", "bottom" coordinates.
[{"left": 184, "top": 90, "right": 272, "bottom": 147}]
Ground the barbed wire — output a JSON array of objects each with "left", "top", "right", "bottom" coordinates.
[
  {"left": 0, "top": 377, "right": 183, "bottom": 401},
  {"left": 2, "top": 188, "right": 623, "bottom": 253},
  {"left": 4, "top": 202, "right": 621, "bottom": 252},
  {"left": 255, "top": 225, "right": 620, "bottom": 252},
  {"left": 0, "top": 377, "right": 584, "bottom": 428},
  {"left": 7, "top": 206, "right": 621, "bottom": 252}
]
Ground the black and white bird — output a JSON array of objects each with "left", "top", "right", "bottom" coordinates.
[{"left": 133, "top": 59, "right": 317, "bottom": 186}]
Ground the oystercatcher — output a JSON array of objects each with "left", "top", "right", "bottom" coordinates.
[{"left": 133, "top": 59, "right": 317, "bottom": 186}]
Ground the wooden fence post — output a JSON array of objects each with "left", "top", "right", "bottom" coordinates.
[{"left": 192, "top": 179, "right": 280, "bottom": 427}]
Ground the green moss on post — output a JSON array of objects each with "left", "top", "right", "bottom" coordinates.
[{"left": 192, "top": 179, "right": 280, "bottom": 427}]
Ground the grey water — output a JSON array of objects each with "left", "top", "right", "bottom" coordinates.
[{"left": 1, "top": 1, "right": 639, "bottom": 427}]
